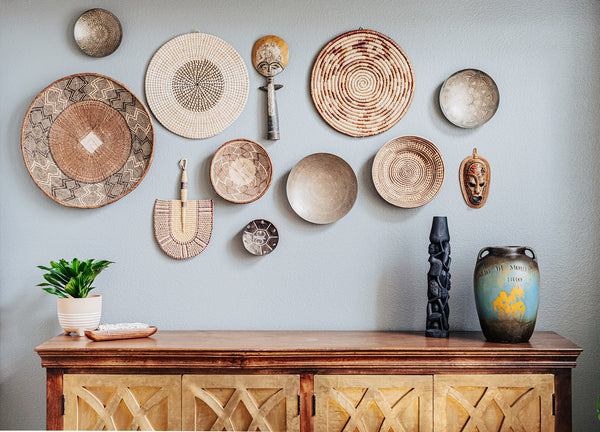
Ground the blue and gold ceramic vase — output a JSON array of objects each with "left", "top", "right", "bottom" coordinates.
[{"left": 473, "top": 246, "right": 540, "bottom": 343}]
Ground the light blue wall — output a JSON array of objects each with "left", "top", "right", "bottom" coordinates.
[{"left": 1, "top": 0, "right": 599, "bottom": 429}]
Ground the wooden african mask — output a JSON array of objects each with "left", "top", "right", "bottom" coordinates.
[{"left": 460, "top": 148, "right": 490, "bottom": 208}]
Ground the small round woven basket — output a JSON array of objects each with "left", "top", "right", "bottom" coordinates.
[
  {"left": 210, "top": 139, "right": 273, "bottom": 204},
  {"left": 21, "top": 73, "right": 154, "bottom": 208},
  {"left": 145, "top": 32, "right": 249, "bottom": 139},
  {"left": 372, "top": 136, "right": 444, "bottom": 208},
  {"left": 311, "top": 29, "right": 414, "bottom": 137}
]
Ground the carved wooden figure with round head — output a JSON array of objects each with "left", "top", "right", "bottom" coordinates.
[
  {"left": 460, "top": 148, "right": 490, "bottom": 208},
  {"left": 252, "top": 35, "right": 289, "bottom": 78},
  {"left": 252, "top": 35, "right": 289, "bottom": 140}
]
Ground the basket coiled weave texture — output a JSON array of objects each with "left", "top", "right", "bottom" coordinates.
[
  {"left": 311, "top": 29, "right": 414, "bottom": 137},
  {"left": 372, "top": 136, "right": 445, "bottom": 208}
]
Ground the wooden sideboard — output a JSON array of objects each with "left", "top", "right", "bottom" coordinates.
[{"left": 35, "top": 330, "right": 582, "bottom": 431}]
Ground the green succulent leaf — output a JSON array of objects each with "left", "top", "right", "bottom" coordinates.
[
  {"left": 42, "top": 287, "right": 67, "bottom": 298},
  {"left": 37, "top": 258, "right": 113, "bottom": 298}
]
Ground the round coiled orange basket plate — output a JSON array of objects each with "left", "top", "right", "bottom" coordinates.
[
  {"left": 372, "top": 136, "right": 444, "bottom": 208},
  {"left": 311, "top": 29, "right": 414, "bottom": 137}
]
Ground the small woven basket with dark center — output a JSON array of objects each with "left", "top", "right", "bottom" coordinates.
[
  {"left": 311, "top": 29, "right": 414, "bottom": 137},
  {"left": 145, "top": 32, "right": 249, "bottom": 139},
  {"left": 21, "top": 73, "right": 154, "bottom": 208}
]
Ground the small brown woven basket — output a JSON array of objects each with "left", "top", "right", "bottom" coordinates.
[
  {"left": 372, "top": 136, "right": 444, "bottom": 208},
  {"left": 145, "top": 32, "right": 249, "bottom": 139},
  {"left": 311, "top": 29, "right": 414, "bottom": 137},
  {"left": 21, "top": 73, "right": 154, "bottom": 208},
  {"left": 210, "top": 139, "right": 273, "bottom": 204}
]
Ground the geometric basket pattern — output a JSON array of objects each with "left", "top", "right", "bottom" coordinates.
[
  {"left": 21, "top": 74, "right": 154, "bottom": 208},
  {"left": 433, "top": 374, "right": 555, "bottom": 432},
  {"left": 63, "top": 374, "right": 181, "bottom": 431},
  {"left": 314, "top": 375, "right": 433, "bottom": 432},
  {"left": 182, "top": 375, "right": 300, "bottom": 431}
]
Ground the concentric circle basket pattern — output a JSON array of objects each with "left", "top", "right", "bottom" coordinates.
[
  {"left": 210, "top": 139, "right": 273, "bottom": 204},
  {"left": 372, "top": 136, "right": 445, "bottom": 208},
  {"left": 311, "top": 29, "right": 414, "bottom": 137},
  {"left": 145, "top": 33, "right": 249, "bottom": 139},
  {"left": 21, "top": 73, "right": 154, "bottom": 208}
]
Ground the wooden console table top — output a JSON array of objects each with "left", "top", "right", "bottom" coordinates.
[{"left": 36, "top": 330, "right": 581, "bottom": 371}]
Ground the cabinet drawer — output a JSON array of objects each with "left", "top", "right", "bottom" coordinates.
[
  {"left": 63, "top": 374, "right": 181, "bottom": 431},
  {"left": 183, "top": 374, "right": 300, "bottom": 431},
  {"left": 314, "top": 375, "right": 433, "bottom": 432},
  {"left": 434, "top": 374, "right": 555, "bottom": 432}
]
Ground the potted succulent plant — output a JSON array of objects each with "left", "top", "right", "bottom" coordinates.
[{"left": 37, "top": 258, "right": 113, "bottom": 336}]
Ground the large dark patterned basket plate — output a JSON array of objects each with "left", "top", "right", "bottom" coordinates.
[{"left": 21, "top": 73, "right": 154, "bottom": 208}]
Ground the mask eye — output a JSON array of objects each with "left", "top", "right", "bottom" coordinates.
[
  {"left": 469, "top": 182, "right": 476, "bottom": 187},
  {"left": 479, "top": 183, "right": 485, "bottom": 187}
]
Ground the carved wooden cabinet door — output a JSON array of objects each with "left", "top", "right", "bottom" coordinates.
[
  {"left": 63, "top": 374, "right": 181, "bottom": 430},
  {"left": 182, "top": 374, "right": 300, "bottom": 431},
  {"left": 433, "top": 374, "right": 555, "bottom": 432},
  {"left": 314, "top": 375, "right": 433, "bottom": 432}
]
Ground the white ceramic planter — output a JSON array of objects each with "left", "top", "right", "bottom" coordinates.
[{"left": 56, "top": 295, "right": 102, "bottom": 336}]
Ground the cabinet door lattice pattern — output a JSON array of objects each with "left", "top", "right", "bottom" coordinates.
[
  {"left": 314, "top": 375, "right": 433, "bottom": 432},
  {"left": 182, "top": 374, "right": 300, "bottom": 431},
  {"left": 434, "top": 374, "right": 555, "bottom": 432},
  {"left": 63, "top": 374, "right": 181, "bottom": 430}
]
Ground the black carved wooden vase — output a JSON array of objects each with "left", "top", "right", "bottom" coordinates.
[{"left": 426, "top": 216, "right": 451, "bottom": 338}]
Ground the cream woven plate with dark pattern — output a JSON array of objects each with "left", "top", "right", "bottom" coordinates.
[
  {"left": 145, "top": 32, "right": 249, "bottom": 139},
  {"left": 311, "top": 29, "right": 414, "bottom": 137},
  {"left": 372, "top": 136, "right": 444, "bottom": 208},
  {"left": 210, "top": 139, "right": 273, "bottom": 204},
  {"left": 21, "top": 73, "right": 154, "bottom": 208}
]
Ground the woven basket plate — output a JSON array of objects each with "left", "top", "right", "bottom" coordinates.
[
  {"left": 21, "top": 73, "right": 154, "bottom": 208},
  {"left": 210, "top": 139, "right": 273, "bottom": 203},
  {"left": 311, "top": 29, "right": 414, "bottom": 137},
  {"left": 145, "top": 32, "right": 249, "bottom": 139},
  {"left": 372, "top": 136, "right": 444, "bottom": 208}
]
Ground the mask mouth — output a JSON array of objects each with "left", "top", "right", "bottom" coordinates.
[{"left": 470, "top": 195, "right": 482, "bottom": 204}]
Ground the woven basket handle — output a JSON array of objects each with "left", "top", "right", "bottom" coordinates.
[{"left": 179, "top": 159, "right": 188, "bottom": 230}]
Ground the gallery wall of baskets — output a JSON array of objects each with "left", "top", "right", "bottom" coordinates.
[{"left": 20, "top": 15, "right": 499, "bottom": 256}]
